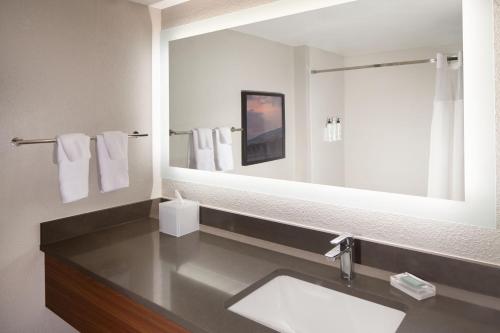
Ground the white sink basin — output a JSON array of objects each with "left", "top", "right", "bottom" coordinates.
[{"left": 229, "top": 275, "right": 406, "bottom": 333}]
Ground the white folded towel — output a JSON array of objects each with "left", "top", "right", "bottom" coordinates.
[
  {"left": 196, "top": 128, "right": 214, "bottom": 149},
  {"left": 96, "top": 131, "right": 129, "bottom": 192},
  {"left": 218, "top": 127, "right": 232, "bottom": 144},
  {"left": 103, "top": 131, "right": 128, "bottom": 159},
  {"left": 188, "top": 128, "right": 215, "bottom": 171},
  {"left": 56, "top": 133, "right": 91, "bottom": 203},
  {"left": 214, "top": 127, "right": 234, "bottom": 171}
]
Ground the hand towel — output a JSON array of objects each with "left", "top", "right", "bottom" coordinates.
[
  {"left": 103, "top": 131, "right": 128, "bottom": 159},
  {"left": 218, "top": 127, "right": 232, "bottom": 144},
  {"left": 188, "top": 128, "right": 215, "bottom": 171},
  {"left": 196, "top": 128, "right": 214, "bottom": 149},
  {"left": 214, "top": 127, "right": 234, "bottom": 171},
  {"left": 96, "top": 131, "right": 129, "bottom": 192},
  {"left": 56, "top": 133, "right": 91, "bottom": 203}
]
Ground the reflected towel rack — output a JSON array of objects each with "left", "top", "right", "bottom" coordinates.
[
  {"left": 11, "top": 131, "right": 148, "bottom": 146},
  {"left": 169, "top": 127, "right": 243, "bottom": 136},
  {"left": 311, "top": 55, "right": 459, "bottom": 74}
]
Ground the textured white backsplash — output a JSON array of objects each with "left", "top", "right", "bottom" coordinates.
[{"left": 163, "top": 179, "right": 500, "bottom": 266}]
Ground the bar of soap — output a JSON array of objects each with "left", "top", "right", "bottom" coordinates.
[
  {"left": 400, "top": 274, "right": 426, "bottom": 288},
  {"left": 390, "top": 272, "right": 436, "bottom": 301}
]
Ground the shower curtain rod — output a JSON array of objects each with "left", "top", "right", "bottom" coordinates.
[{"left": 310, "top": 56, "right": 459, "bottom": 74}]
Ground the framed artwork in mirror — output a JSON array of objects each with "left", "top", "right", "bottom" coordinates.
[{"left": 241, "top": 91, "right": 285, "bottom": 166}]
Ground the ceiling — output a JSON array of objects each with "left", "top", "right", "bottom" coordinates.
[
  {"left": 128, "top": 0, "right": 190, "bottom": 9},
  {"left": 233, "top": 0, "right": 462, "bottom": 56},
  {"left": 129, "top": 0, "right": 159, "bottom": 4}
]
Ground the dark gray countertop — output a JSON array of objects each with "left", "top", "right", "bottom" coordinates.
[{"left": 41, "top": 218, "right": 500, "bottom": 333}]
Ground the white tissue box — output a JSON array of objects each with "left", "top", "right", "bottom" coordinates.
[{"left": 159, "top": 200, "right": 199, "bottom": 237}]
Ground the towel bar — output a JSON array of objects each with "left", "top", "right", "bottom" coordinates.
[
  {"left": 169, "top": 127, "right": 243, "bottom": 136},
  {"left": 11, "top": 131, "right": 148, "bottom": 146}
]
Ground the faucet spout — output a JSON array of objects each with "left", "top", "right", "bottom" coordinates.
[{"left": 325, "top": 233, "right": 354, "bottom": 281}]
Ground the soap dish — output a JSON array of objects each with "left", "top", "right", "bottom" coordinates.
[{"left": 390, "top": 272, "right": 436, "bottom": 300}]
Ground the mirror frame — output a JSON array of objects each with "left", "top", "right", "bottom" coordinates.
[{"left": 160, "top": 0, "right": 496, "bottom": 228}]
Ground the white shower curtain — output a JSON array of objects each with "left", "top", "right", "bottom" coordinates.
[{"left": 427, "top": 53, "right": 464, "bottom": 200}]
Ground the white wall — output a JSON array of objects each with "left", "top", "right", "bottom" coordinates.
[
  {"left": 343, "top": 46, "right": 459, "bottom": 196},
  {"left": 0, "top": 0, "right": 154, "bottom": 332},
  {"left": 169, "top": 29, "right": 296, "bottom": 180},
  {"left": 309, "top": 47, "right": 345, "bottom": 186}
]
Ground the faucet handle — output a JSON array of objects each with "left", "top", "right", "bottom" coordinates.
[
  {"left": 330, "top": 233, "right": 354, "bottom": 246},
  {"left": 325, "top": 247, "right": 341, "bottom": 258}
]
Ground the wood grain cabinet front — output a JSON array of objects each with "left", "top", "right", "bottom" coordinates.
[{"left": 45, "top": 255, "right": 190, "bottom": 333}]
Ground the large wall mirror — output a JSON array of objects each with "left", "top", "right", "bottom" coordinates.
[{"left": 162, "top": 0, "right": 496, "bottom": 228}]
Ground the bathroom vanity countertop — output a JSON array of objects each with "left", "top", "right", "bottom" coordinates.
[{"left": 41, "top": 218, "right": 500, "bottom": 333}]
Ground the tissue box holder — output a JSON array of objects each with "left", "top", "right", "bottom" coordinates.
[{"left": 159, "top": 200, "right": 199, "bottom": 237}]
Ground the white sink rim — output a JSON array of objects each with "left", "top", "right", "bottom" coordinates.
[{"left": 227, "top": 270, "right": 407, "bottom": 333}]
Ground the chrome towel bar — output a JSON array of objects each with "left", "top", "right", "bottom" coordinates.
[
  {"left": 169, "top": 127, "right": 243, "bottom": 136},
  {"left": 11, "top": 131, "right": 148, "bottom": 146}
]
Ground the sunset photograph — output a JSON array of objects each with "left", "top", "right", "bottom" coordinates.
[{"left": 242, "top": 91, "right": 285, "bottom": 165}]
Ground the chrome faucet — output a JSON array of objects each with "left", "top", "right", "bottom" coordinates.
[{"left": 325, "top": 233, "right": 354, "bottom": 281}]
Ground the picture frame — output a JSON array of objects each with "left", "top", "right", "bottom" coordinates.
[{"left": 241, "top": 91, "right": 285, "bottom": 166}]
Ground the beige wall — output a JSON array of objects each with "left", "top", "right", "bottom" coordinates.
[
  {"left": 308, "top": 47, "right": 345, "bottom": 186},
  {"left": 169, "top": 29, "right": 296, "bottom": 180},
  {"left": 292, "top": 46, "right": 311, "bottom": 182},
  {"left": 162, "top": 0, "right": 500, "bottom": 265},
  {"left": 495, "top": 0, "right": 500, "bottom": 229},
  {"left": 0, "top": 0, "right": 153, "bottom": 332}
]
